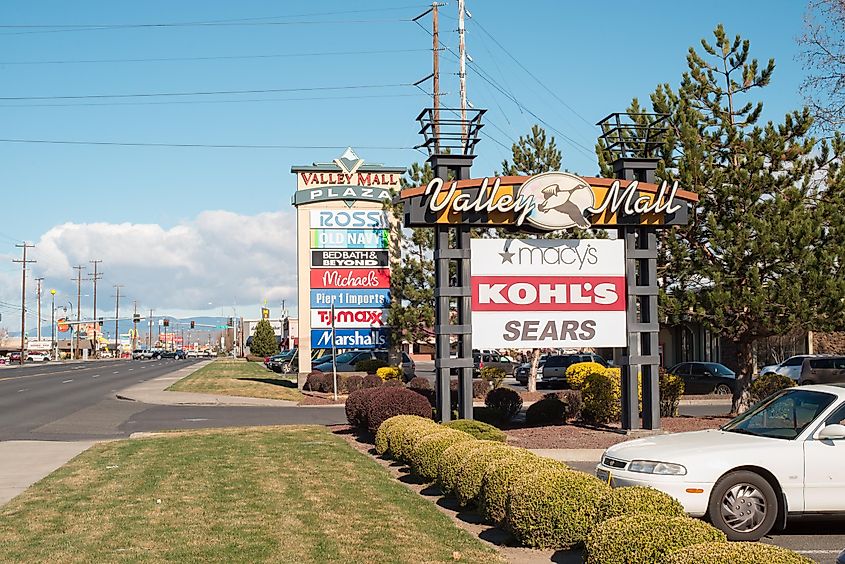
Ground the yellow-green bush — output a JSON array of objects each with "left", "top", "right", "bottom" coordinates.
[
  {"left": 387, "top": 419, "right": 442, "bottom": 462},
  {"left": 376, "top": 365, "right": 403, "bottom": 381},
  {"left": 478, "top": 455, "right": 565, "bottom": 524},
  {"left": 374, "top": 415, "right": 432, "bottom": 456},
  {"left": 443, "top": 419, "right": 506, "bottom": 442},
  {"left": 437, "top": 440, "right": 503, "bottom": 495},
  {"left": 454, "top": 445, "right": 526, "bottom": 507},
  {"left": 566, "top": 362, "right": 607, "bottom": 390},
  {"left": 595, "top": 486, "right": 686, "bottom": 523},
  {"left": 582, "top": 370, "right": 622, "bottom": 423},
  {"left": 506, "top": 468, "right": 611, "bottom": 549},
  {"left": 585, "top": 514, "right": 726, "bottom": 564},
  {"left": 408, "top": 429, "right": 475, "bottom": 482},
  {"left": 659, "top": 370, "right": 685, "bottom": 417},
  {"left": 659, "top": 541, "right": 812, "bottom": 564}
]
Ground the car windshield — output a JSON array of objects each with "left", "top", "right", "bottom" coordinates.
[
  {"left": 722, "top": 389, "right": 836, "bottom": 440},
  {"left": 704, "top": 362, "right": 735, "bottom": 376},
  {"left": 334, "top": 352, "right": 359, "bottom": 363}
]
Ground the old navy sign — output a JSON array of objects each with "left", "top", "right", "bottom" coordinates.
[
  {"left": 312, "top": 250, "right": 389, "bottom": 268},
  {"left": 471, "top": 239, "right": 627, "bottom": 348},
  {"left": 400, "top": 172, "right": 698, "bottom": 229},
  {"left": 311, "top": 328, "right": 390, "bottom": 349},
  {"left": 311, "top": 308, "right": 388, "bottom": 329},
  {"left": 310, "top": 228, "right": 389, "bottom": 249},
  {"left": 310, "top": 210, "right": 389, "bottom": 229},
  {"left": 310, "top": 289, "right": 390, "bottom": 308},
  {"left": 310, "top": 268, "right": 390, "bottom": 289}
]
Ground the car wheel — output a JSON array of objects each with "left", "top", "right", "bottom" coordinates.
[
  {"left": 800, "top": 379, "right": 814, "bottom": 386},
  {"left": 714, "top": 383, "right": 732, "bottom": 395},
  {"left": 708, "top": 470, "right": 778, "bottom": 541}
]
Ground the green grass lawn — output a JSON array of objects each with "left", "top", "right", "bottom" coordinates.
[
  {"left": 0, "top": 426, "right": 501, "bottom": 563},
  {"left": 167, "top": 359, "right": 303, "bottom": 402}
]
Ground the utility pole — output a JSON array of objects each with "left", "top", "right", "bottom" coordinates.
[
  {"left": 458, "top": 0, "right": 467, "bottom": 145},
  {"left": 34, "top": 277, "right": 44, "bottom": 341},
  {"left": 432, "top": 1, "right": 440, "bottom": 152},
  {"left": 148, "top": 309, "right": 154, "bottom": 349},
  {"left": 72, "top": 265, "right": 85, "bottom": 358},
  {"left": 113, "top": 284, "right": 123, "bottom": 356},
  {"left": 89, "top": 259, "right": 102, "bottom": 355},
  {"left": 13, "top": 243, "right": 35, "bottom": 365},
  {"left": 132, "top": 300, "right": 138, "bottom": 352}
]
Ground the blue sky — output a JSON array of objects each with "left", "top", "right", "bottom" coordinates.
[{"left": 0, "top": 0, "right": 812, "bottom": 323}]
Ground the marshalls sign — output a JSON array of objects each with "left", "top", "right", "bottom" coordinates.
[{"left": 471, "top": 238, "right": 626, "bottom": 348}]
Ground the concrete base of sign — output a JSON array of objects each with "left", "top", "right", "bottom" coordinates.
[{"left": 621, "top": 428, "right": 666, "bottom": 438}]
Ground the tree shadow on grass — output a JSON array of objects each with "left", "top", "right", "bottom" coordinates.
[{"left": 237, "top": 377, "right": 298, "bottom": 389}]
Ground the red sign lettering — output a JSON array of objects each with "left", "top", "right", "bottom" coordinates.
[
  {"left": 310, "top": 268, "right": 391, "bottom": 289},
  {"left": 471, "top": 276, "right": 625, "bottom": 311}
]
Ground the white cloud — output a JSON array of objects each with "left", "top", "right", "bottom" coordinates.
[{"left": 0, "top": 209, "right": 298, "bottom": 325}]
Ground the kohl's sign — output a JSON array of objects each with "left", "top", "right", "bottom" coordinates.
[{"left": 471, "top": 239, "right": 627, "bottom": 348}]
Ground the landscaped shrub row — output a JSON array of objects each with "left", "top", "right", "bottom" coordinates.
[
  {"left": 370, "top": 414, "right": 810, "bottom": 562},
  {"left": 345, "top": 387, "right": 433, "bottom": 434}
]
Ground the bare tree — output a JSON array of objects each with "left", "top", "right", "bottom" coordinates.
[{"left": 800, "top": 0, "right": 845, "bottom": 130}]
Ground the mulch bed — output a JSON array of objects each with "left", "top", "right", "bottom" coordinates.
[{"left": 298, "top": 390, "right": 346, "bottom": 405}]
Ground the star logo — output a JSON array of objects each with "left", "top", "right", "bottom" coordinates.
[{"left": 499, "top": 250, "right": 515, "bottom": 264}]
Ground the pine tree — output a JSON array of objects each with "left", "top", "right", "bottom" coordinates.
[
  {"left": 251, "top": 319, "right": 278, "bottom": 357},
  {"left": 601, "top": 25, "right": 845, "bottom": 413}
]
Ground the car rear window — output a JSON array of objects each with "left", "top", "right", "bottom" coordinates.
[{"left": 811, "top": 358, "right": 836, "bottom": 369}]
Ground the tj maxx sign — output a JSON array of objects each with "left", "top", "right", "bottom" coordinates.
[{"left": 399, "top": 171, "right": 698, "bottom": 230}]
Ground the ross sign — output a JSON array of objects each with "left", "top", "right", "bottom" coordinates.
[
  {"left": 310, "top": 328, "right": 390, "bottom": 349},
  {"left": 471, "top": 239, "right": 627, "bottom": 348},
  {"left": 399, "top": 172, "right": 698, "bottom": 229},
  {"left": 311, "top": 249, "right": 389, "bottom": 268},
  {"left": 310, "top": 228, "right": 389, "bottom": 249},
  {"left": 310, "top": 289, "right": 391, "bottom": 308},
  {"left": 310, "top": 209, "right": 389, "bottom": 229},
  {"left": 311, "top": 308, "right": 389, "bottom": 329},
  {"left": 310, "top": 268, "right": 390, "bottom": 289}
]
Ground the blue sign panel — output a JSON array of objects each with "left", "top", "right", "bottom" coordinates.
[
  {"left": 310, "top": 289, "right": 391, "bottom": 309},
  {"left": 311, "top": 328, "right": 390, "bottom": 349}
]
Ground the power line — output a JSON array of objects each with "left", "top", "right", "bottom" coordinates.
[
  {"left": 0, "top": 82, "right": 413, "bottom": 101},
  {"left": 0, "top": 47, "right": 430, "bottom": 66},
  {"left": 0, "top": 139, "right": 417, "bottom": 150}
]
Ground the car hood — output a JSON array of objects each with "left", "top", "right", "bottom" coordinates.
[{"left": 604, "top": 429, "right": 782, "bottom": 463}]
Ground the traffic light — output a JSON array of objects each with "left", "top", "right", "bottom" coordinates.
[
  {"left": 190, "top": 320, "right": 195, "bottom": 329},
  {"left": 133, "top": 313, "right": 141, "bottom": 323},
  {"left": 163, "top": 319, "right": 170, "bottom": 327},
  {"left": 98, "top": 317, "right": 103, "bottom": 327}
]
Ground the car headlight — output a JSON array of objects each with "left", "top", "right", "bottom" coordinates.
[{"left": 627, "top": 460, "right": 687, "bottom": 475}]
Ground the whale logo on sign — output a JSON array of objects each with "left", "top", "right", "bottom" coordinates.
[{"left": 519, "top": 172, "right": 595, "bottom": 230}]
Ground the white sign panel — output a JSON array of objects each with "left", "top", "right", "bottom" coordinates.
[
  {"left": 471, "top": 238, "right": 626, "bottom": 348},
  {"left": 310, "top": 209, "right": 389, "bottom": 229}
]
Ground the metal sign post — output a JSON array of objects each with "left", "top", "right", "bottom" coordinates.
[{"left": 331, "top": 303, "right": 338, "bottom": 401}]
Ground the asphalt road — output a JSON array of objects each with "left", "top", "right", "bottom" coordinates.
[{"left": 0, "top": 359, "right": 345, "bottom": 441}]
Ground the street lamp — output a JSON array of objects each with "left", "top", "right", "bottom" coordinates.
[{"left": 50, "top": 289, "right": 56, "bottom": 360}]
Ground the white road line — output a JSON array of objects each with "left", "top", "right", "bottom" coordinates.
[
  {"left": 17, "top": 388, "right": 27, "bottom": 393},
  {"left": 62, "top": 379, "right": 73, "bottom": 383},
  {"left": 128, "top": 368, "right": 134, "bottom": 371},
  {"left": 113, "top": 371, "right": 119, "bottom": 374},
  {"left": 92, "top": 374, "right": 99, "bottom": 378}
]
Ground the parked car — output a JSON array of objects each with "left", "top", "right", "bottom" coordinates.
[
  {"left": 266, "top": 351, "right": 297, "bottom": 373},
  {"left": 473, "top": 352, "right": 519, "bottom": 376},
  {"left": 596, "top": 384, "right": 845, "bottom": 541},
  {"left": 9, "top": 352, "right": 22, "bottom": 362},
  {"left": 186, "top": 350, "right": 199, "bottom": 358},
  {"left": 759, "top": 354, "right": 816, "bottom": 381},
  {"left": 667, "top": 362, "right": 736, "bottom": 395},
  {"left": 515, "top": 353, "right": 608, "bottom": 387},
  {"left": 312, "top": 350, "right": 415, "bottom": 380},
  {"left": 160, "top": 349, "right": 186, "bottom": 360},
  {"left": 25, "top": 352, "right": 49, "bottom": 362},
  {"left": 132, "top": 349, "right": 153, "bottom": 360},
  {"left": 201, "top": 349, "right": 214, "bottom": 358},
  {"left": 799, "top": 356, "right": 845, "bottom": 385}
]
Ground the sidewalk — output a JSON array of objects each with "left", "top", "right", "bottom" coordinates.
[
  {"left": 115, "top": 360, "right": 299, "bottom": 407},
  {"left": 0, "top": 440, "right": 97, "bottom": 506}
]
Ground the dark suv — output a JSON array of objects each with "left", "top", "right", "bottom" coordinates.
[
  {"left": 515, "top": 353, "right": 608, "bottom": 387},
  {"left": 799, "top": 356, "right": 845, "bottom": 385}
]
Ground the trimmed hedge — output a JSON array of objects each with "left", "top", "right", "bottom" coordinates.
[
  {"left": 659, "top": 541, "right": 812, "bottom": 564},
  {"left": 659, "top": 369, "right": 684, "bottom": 417},
  {"left": 582, "top": 370, "right": 621, "bottom": 423},
  {"left": 479, "top": 454, "right": 563, "bottom": 524},
  {"left": 565, "top": 362, "right": 607, "bottom": 390},
  {"left": 374, "top": 414, "right": 432, "bottom": 456},
  {"left": 595, "top": 486, "right": 686, "bottom": 523},
  {"left": 443, "top": 419, "right": 506, "bottom": 442},
  {"left": 345, "top": 374, "right": 364, "bottom": 393},
  {"left": 407, "top": 376, "right": 431, "bottom": 390},
  {"left": 376, "top": 365, "right": 403, "bottom": 381},
  {"left": 362, "top": 374, "right": 383, "bottom": 388},
  {"left": 344, "top": 388, "right": 372, "bottom": 428},
  {"left": 543, "top": 389, "right": 582, "bottom": 420},
  {"left": 408, "top": 429, "right": 475, "bottom": 482},
  {"left": 437, "top": 440, "right": 503, "bottom": 495},
  {"left": 585, "top": 514, "right": 726, "bottom": 564},
  {"left": 388, "top": 419, "right": 443, "bottom": 463},
  {"left": 473, "top": 406, "right": 507, "bottom": 427},
  {"left": 366, "top": 387, "right": 433, "bottom": 434},
  {"left": 485, "top": 387, "right": 523, "bottom": 422},
  {"left": 525, "top": 397, "right": 567, "bottom": 425},
  {"left": 454, "top": 445, "right": 527, "bottom": 507},
  {"left": 507, "top": 468, "right": 611, "bottom": 549}
]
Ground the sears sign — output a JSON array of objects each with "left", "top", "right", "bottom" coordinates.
[{"left": 471, "top": 239, "right": 626, "bottom": 348}]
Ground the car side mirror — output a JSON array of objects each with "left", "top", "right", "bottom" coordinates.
[{"left": 817, "top": 424, "right": 845, "bottom": 440}]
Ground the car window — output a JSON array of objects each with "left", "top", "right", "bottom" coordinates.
[
  {"left": 334, "top": 352, "right": 358, "bottom": 363},
  {"left": 545, "top": 356, "right": 562, "bottom": 367},
  {"left": 690, "top": 364, "right": 708, "bottom": 376},
  {"left": 374, "top": 352, "right": 388, "bottom": 362},
  {"left": 811, "top": 358, "right": 835, "bottom": 369},
  {"left": 823, "top": 403, "right": 845, "bottom": 426},
  {"left": 835, "top": 358, "right": 845, "bottom": 370},
  {"left": 723, "top": 389, "right": 837, "bottom": 440},
  {"left": 783, "top": 356, "right": 806, "bottom": 367},
  {"left": 672, "top": 364, "right": 689, "bottom": 376},
  {"left": 402, "top": 353, "right": 411, "bottom": 363}
]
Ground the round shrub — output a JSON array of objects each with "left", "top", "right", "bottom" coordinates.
[
  {"left": 544, "top": 389, "right": 582, "bottom": 420},
  {"left": 659, "top": 541, "right": 812, "bottom": 564},
  {"left": 389, "top": 419, "right": 443, "bottom": 462},
  {"left": 525, "top": 397, "right": 567, "bottom": 425},
  {"left": 305, "top": 371, "right": 326, "bottom": 392},
  {"left": 472, "top": 379, "right": 490, "bottom": 399},
  {"left": 362, "top": 374, "right": 383, "bottom": 389},
  {"left": 585, "top": 514, "right": 726, "bottom": 564},
  {"left": 410, "top": 386, "right": 436, "bottom": 407},
  {"left": 507, "top": 469, "right": 611, "bottom": 549},
  {"left": 374, "top": 414, "right": 433, "bottom": 456},
  {"left": 345, "top": 374, "right": 364, "bottom": 393},
  {"left": 365, "top": 387, "right": 433, "bottom": 434},
  {"left": 480, "top": 366, "right": 507, "bottom": 388},
  {"left": 437, "top": 440, "right": 502, "bottom": 495},
  {"left": 345, "top": 388, "right": 374, "bottom": 429},
  {"left": 376, "top": 365, "right": 403, "bottom": 381},
  {"left": 473, "top": 406, "right": 506, "bottom": 427},
  {"left": 454, "top": 445, "right": 528, "bottom": 507},
  {"left": 383, "top": 379, "right": 404, "bottom": 388},
  {"left": 478, "top": 455, "right": 563, "bottom": 524},
  {"left": 443, "top": 419, "right": 506, "bottom": 442},
  {"left": 582, "top": 370, "right": 621, "bottom": 423},
  {"left": 595, "top": 486, "right": 685, "bottom": 523},
  {"left": 485, "top": 387, "right": 523, "bottom": 422},
  {"left": 565, "top": 362, "right": 607, "bottom": 390},
  {"left": 749, "top": 372, "right": 795, "bottom": 403},
  {"left": 408, "top": 429, "right": 475, "bottom": 482},
  {"left": 659, "top": 368, "right": 685, "bottom": 417},
  {"left": 407, "top": 376, "right": 431, "bottom": 390}
]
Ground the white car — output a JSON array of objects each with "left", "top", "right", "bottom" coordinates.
[
  {"left": 596, "top": 384, "right": 845, "bottom": 541},
  {"left": 26, "top": 352, "right": 49, "bottom": 362},
  {"left": 759, "top": 355, "right": 815, "bottom": 380}
]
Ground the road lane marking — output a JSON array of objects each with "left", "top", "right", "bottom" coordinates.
[
  {"left": 113, "top": 371, "right": 119, "bottom": 374},
  {"left": 92, "top": 374, "right": 99, "bottom": 378},
  {"left": 62, "top": 379, "right": 73, "bottom": 383},
  {"left": 17, "top": 388, "right": 27, "bottom": 393}
]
